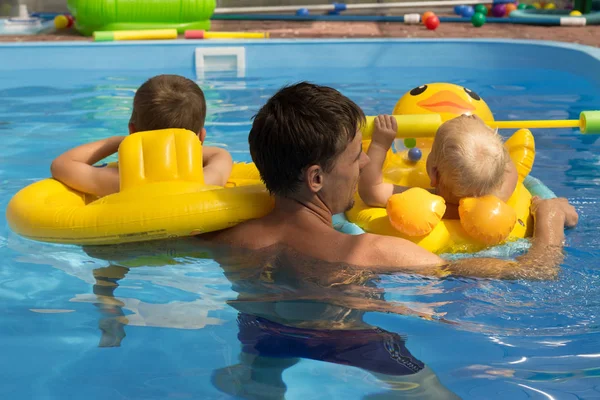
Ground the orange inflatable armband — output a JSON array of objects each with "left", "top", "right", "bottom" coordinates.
[
  {"left": 387, "top": 187, "right": 446, "bottom": 236},
  {"left": 459, "top": 195, "right": 517, "bottom": 246}
]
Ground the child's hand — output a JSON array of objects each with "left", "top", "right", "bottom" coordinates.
[{"left": 372, "top": 115, "right": 398, "bottom": 150}]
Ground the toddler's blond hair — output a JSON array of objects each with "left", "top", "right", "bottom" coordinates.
[{"left": 428, "top": 114, "right": 508, "bottom": 199}]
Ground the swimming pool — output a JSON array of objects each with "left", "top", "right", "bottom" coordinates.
[{"left": 1, "top": 38, "right": 600, "bottom": 399}]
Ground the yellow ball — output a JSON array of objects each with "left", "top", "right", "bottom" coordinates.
[
  {"left": 544, "top": 3, "right": 556, "bottom": 9},
  {"left": 570, "top": 10, "right": 583, "bottom": 16},
  {"left": 532, "top": 2, "right": 542, "bottom": 8},
  {"left": 54, "top": 15, "right": 69, "bottom": 29}
]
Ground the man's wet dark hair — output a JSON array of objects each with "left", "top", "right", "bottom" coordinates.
[{"left": 249, "top": 82, "right": 365, "bottom": 197}]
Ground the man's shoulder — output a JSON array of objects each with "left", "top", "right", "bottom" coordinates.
[
  {"left": 351, "top": 232, "right": 406, "bottom": 249},
  {"left": 201, "top": 219, "right": 273, "bottom": 249}
]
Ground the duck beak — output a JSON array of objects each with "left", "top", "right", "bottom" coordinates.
[{"left": 417, "top": 90, "right": 476, "bottom": 114}]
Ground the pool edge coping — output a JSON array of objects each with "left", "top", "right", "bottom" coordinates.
[{"left": 0, "top": 37, "right": 599, "bottom": 60}]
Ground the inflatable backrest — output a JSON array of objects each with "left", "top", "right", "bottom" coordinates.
[
  {"left": 118, "top": 128, "right": 204, "bottom": 191},
  {"left": 505, "top": 128, "right": 535, "bottom": 185}
]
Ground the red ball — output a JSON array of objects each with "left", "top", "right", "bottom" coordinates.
[
  {"left": 66, "top": 14, "right": 74, "bottom": 28},
  {"left": 425, "top": 15, "right": 440, "bottom": 30}
]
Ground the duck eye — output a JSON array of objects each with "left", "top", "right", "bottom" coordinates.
[
  {"left": 410, "top": 85, "right": 428, "bottom": 96},
  {"left": 464, "top": 87, "right": 481, "bottom": 101}
]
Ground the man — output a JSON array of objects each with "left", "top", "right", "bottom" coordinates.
[{"left": 205, "top": 81, "right": 578, "bottom": 280}]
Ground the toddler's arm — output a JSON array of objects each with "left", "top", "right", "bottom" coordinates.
[
  {"left": 359, "top": 115, "right": 410, "bottom": 207},
  {"left": 50, "top": 136, "right": 125, "bottom": 197},
  {"left": 202, "top": 146, "right": 233, "bottom": 187}
]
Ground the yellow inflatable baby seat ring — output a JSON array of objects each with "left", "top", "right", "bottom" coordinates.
[{"left": 6, "top": 128, "right": 274, "bottom": 245}]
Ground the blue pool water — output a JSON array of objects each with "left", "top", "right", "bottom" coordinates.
[{"left": 1, "top": 40, "right": 600, "bottom": 399}]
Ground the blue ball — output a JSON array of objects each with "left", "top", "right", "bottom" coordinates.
[
  {"left": 454, "top": 5, "right": 467, "bottom": 15},
  {"left": 296, "top": 8, "right": 310, "bottom": 16},
  {"left": 461, "top": 5, "right": 475, "bottom": 17},
  {"left": 408, "top": 147, "right": 422, "bottom": 162}
]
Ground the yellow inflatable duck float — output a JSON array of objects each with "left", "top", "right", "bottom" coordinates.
[{"left": 349, "top": 83, "right": 537, "bottom": 254}]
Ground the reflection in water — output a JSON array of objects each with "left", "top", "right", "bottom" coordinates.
[
  {"left": 89, "top": 265, "right": 128, "bottom": 347},
  {"left": 205, "top": 242, "right": 460, "bottom": 400},
  {"left": 35, "top": 236, "right": 460, "bottom": 398},
  {"left": 7, "top": 235, "right": 228, "bottom": 349}
]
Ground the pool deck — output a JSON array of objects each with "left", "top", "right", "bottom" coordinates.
[{"left": 0, "top": 19, "right": 599, "bottom": 47}]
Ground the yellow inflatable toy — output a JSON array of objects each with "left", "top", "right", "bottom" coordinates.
[
  {"left": 6, "top": 128, "right": 272, "bottom": 246},
  {"left": 370, "top": 82, "right": 497, "bottom": 188},
  {"left": 349, "top": 127, "right": 536, "bottom": 254},
  {"left": 349, "top": 82, "right": 538, "bottom": 254},
  {"left": 392, "top": 83, "right": 494, "bottom": 122}
]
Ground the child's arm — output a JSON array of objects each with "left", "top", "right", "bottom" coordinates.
[
  {"left": 202, "top": 146, "right": 233, "bottom": 187},
  {"left": 359, "top": 115, "right": 410, "bottom": 207},
  {"left": 50, "top": 136, "right": 125, "bottom": 197}
]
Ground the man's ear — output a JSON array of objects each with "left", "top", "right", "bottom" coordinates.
[
  {"left": 128, "top": 122, "right": 136, "bottom": 135},
  {"left": 198, "top": 128, "right": 207, "bottom": 143},
  {"left": 305, "top": 165, "right": 323, "bottom": 193}
]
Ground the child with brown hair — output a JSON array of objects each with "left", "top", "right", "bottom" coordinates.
[{"left": 51, "top": 74, "right": 233, "bottom": 197}]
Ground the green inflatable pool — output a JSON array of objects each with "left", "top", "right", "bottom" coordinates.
[
  {"left": 509, "top": 0, "right": 600, "bottom": 25},
  {"left": 509, "top": 9, "right": 600, "bottom": 25},
  {"left": 67, "top": 0, "right": 216, "bottom": 36}
]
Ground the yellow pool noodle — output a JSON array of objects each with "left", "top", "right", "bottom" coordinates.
[
  {"left": 362, "top": 111, "right": 600, "bottom": 139},
  {"left": 94, "top": 29, "right": 178, "bottom": 42},
  {"left": 184, "top": 30, "right": 269, "bottom": 39},
  {"left": 362, "top": 115, "right": 442, "bottom": 139}
]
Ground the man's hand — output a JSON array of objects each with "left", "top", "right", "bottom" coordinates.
[{"left": 531, "top": 196, "right": 579, "bottom": 229}]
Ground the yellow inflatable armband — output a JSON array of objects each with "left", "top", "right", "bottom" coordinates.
[{"left": 386, "top": 188, "right": 446, "bottom": 236}]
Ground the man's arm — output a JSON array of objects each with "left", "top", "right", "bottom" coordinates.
[
  {"left": 442, "top": 197, "right": 577, "bottom": 280},
  {"left": 50, "top": 136, "right": 125, "bottom": 197},
  {"left": 202, "top": 146, "right": 233, "bottom": 187},
  {"left": 364, "top": 197, "right": 578, "bottom": 280},
  {"left": 355, "top": 233, "right": 447, "bottom": 276}
]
